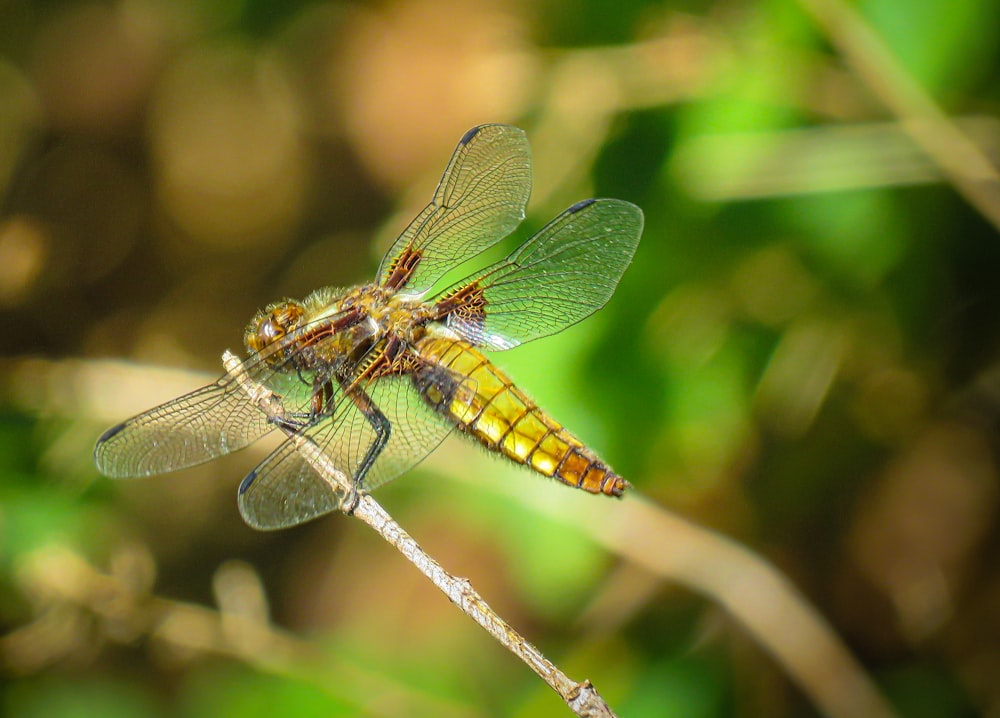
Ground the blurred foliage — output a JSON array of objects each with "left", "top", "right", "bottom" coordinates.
[{"left": 2, "top": 0, "right": 1000, "bottom": 715}]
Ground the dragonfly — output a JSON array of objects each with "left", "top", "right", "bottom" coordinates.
[{"left": 95, "top": 124, "right": 644, "bottom": 530}]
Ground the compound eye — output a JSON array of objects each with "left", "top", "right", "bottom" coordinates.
[
  {"left": 245, "top": 302, "right": 304, "bottom": 356},
  {"left": 246, "top": 318, "right": 275, "bottom": 355},
  {"left": 261, "top": 318, "right": 282, "bottom": 341}
]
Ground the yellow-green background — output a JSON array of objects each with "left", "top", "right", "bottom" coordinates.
[{"left": 1, "top": 0, "right": 998, "bottom": 715}]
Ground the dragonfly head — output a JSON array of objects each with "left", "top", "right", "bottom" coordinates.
[{"left": 245, "top": 301, "right": 306, "bottom": 362}]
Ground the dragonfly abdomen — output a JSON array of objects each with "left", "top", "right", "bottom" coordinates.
[{"left": 416, "top": 336, "right": 628, "bottom": 497}]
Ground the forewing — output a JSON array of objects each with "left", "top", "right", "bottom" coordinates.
[
  {"left": 94, "top": 373, "right": 272, "bottom": 479},
  {"left": 377, "top": 124, "right": 531, "bottom": 295},
  {"left": 439, "top": 198, "right": 644, "bottom": 350},
  {"left": 238, "top": 371, "right": 472, "bottom": 530},
  {"left": 95, "top": 345, "right": 322, "bottom": 479}
]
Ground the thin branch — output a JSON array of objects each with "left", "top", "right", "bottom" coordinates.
[
  {"left": 221, "top": 350, "right": 616, "bottom": 718},
  {"left": 431, "top": 455, "right": 899, "bottom": 718}
]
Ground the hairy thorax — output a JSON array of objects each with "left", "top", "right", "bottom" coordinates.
[{"left": 245, "top": 283, "right": 438, "bottom": 373}]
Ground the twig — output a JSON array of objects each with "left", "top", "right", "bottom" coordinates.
[
  {"left": 433, "top": 454, "right": 899, "bottom": 718},
  {"left": 221, "top": 350, "right": 616, "bottom": 718}
]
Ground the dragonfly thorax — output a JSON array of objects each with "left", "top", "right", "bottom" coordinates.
[{"left": 370, "top": 293, "right": 433, "bottom": 340}]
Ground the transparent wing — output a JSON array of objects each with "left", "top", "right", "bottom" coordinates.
[
  {"left": 94, "top": 380, "right": 272, "bottom": 479},
  {"left": 94, "top": 318, "right": 345, "bottom": 479},
  {"left": 238, "top": 366, "right": 474, "bottom": 530},
  {"left": 437, "top": 198, "right": 644, "bottom": 351},
  {"left": 376, "top": 124, "right": 531, "bottom": 295},
  {"left": 236, "top": 428, "right": 349, "bottom": 532}
]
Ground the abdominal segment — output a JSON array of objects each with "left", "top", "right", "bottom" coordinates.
[{"left": 415, "top": 336, "right": 629, "bottom": 497}]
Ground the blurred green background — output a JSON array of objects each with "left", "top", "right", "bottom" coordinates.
[{"left": 2, "top": 0, "right": 999, "bottom": 715}]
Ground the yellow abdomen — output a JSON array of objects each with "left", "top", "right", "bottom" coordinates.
[{"left": 416, "top": 336, "right": 628, "bottom": 497}]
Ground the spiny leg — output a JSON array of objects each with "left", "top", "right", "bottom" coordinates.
[
  {"left": 270, "top": 375, "right": 335, "bottom": 432},
  {"left": 337, "top": 375, "right": 391, "bottom": 511}
]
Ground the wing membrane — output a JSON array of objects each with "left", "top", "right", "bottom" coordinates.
[
  {"left": 239, "top": 370, "right": 471, "bottom": 530},
  {"left": 94, "top": 319, "right": 343, "bottom": 479},
  {"left": 377, "top": 124, "right": 531, "bottom": 294},
  {"left": 440, "top": 198, "right": 644, "bottom": 350},
  {"left": 94, "top": 374, "right": 276, "bottom": 479}
]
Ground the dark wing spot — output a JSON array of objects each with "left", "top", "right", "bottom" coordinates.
[
  {"left": 238, "top": 468, "right": 258, "bottom": 495},
  {"left": 459, "top": 126, "right": 481, "bottom": 146},
  {"left": 96, "top": 422, "right": 127, "bottom": 446},
  {"left": 568, "top": 198, "right": 597, "bottom": 213}
]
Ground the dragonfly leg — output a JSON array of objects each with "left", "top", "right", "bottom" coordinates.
[
  {"left": 337, "top": 377, "right": 391, "bottom": 505},
  {"left": 269, "top": 413, "right": 309, "bottom": 431},
  {"left": 269, "top": 377, "right": 335, "bottom": 431}
]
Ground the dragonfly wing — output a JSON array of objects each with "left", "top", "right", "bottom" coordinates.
[
  {"left": 360, "top": 367, "right": 477, "bottom": 490},
  {"left": 377, "top": 124, "right": 532, "bottom": 295},
  {"left": 238, "top": 369, "right": 474, "bottom": 530},
  {"left": 94, "top": 355, "right": 318, "bottom": 479},
  {"left": 437, "top": 198, "right": 644, "bottom": 350},
  {"left": 237, "top": 437, "right": 348, "bottom": 531},
  {"left": 94, "top": 377, "right": 266, "bottom": 479},
  {"left": 94, "top": 305, "right": 365, "bottom": 480}
]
